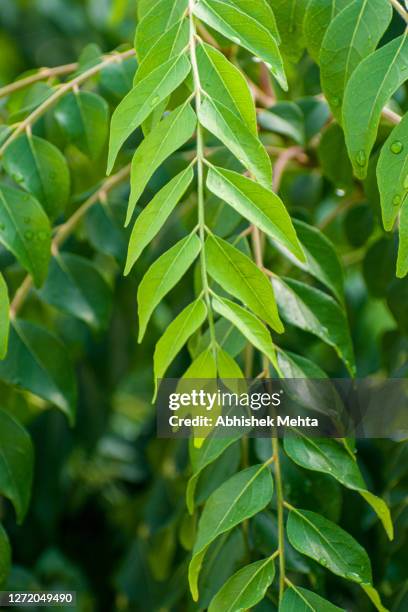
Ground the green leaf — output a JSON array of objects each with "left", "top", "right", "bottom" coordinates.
[
  {"left": 363, "top": 237, "right": 396, "bottom": 298},
  {"left": 192, "top": 317, "right": 246, "bottom": 359},
  {"left": 0, "top": 320, "right": 77, "bottom": 424},
  {"left": 387, "top": 277, "right": 408, "bottom": 334},
  {"left": 320, "top": 0, "right": 392, "bottom": 123},
  {"left": 212, "top": 296, "right": 279, "bottom": 368},
  {"left": 0, "top": 409, "right": 33, "bottom": 523},
  {"left": 138, "top": 0, "right": 157, "bottom": 19},
  {"left": 189, "top": 463, "right": 274, "bottom": 600},
  {"left": 303, "top": 0, "right": 352, "bottom": 62},
  {"left": 343, "top": 33, "right": 408, "bottom": 179},
  {"left": 277, "top": 350, "right": 328, "bottom": 379},
  {"left": 199, "top": 97, "right": 272, "bottom": 188},
  {"left": 272, "top": 277, "right": 355, "bottom": 375},
  {"left": 208, "top": 557, "right": 275, "bottom": 612},
  {"left": 284, "top": 436, "right": 393, "bottom": 540},
  {"left": 258, "top": 102, "right": 305, "bottom": 145},
  {"left": 206, "top": 234, "right": 283, "bottom": 332},
  {"left": 187, "top": 432, "right": 243, "bottom": 514},
  {"left": 362, "top": 584, "right": 390, "bottom": 612},
  {"left": 125, "top": 165, "right": 194, "bottom": 274},
  {"left": 135, "top": 0, "right": 188, "bottom": 61},
  {"left": 377, "top": 114, "right": 408, "bottom": 278},
  {"left": 136, "top": 19, "right": 189, "bottom": 82},
  {"left": 377, "top": 111, "right": 408, "bottom": 232},
  {"left": 207, "top": 167, "right": 304, "bottom": 261},
  {"left": 183, "top": 346, "right": 217, "bottom": 378},
  {"left": 85, "top": 200, "right": 127, "bottom": 263},
  {"left": 3, "top": 134, "right": 70, "bottom": 220},
  {"left": 398, "top": 199, "right": 408, "bottom": 278},
  {"left": 193, "top": 0, "right": 287, "bottom": 90},
  {"left": 279, "top": 219, "right": 345, "bottom": 304},
  {"left": 39, "top": 253, "right": 113, "bottom": 330},
  {"left": 269, "top": 0, "right": 307, "bottom": 62},
  {"left": 107, "top": 54, "right": 191, "bottom": 173},
  {"left": 136, "top": 19, "right": 189, "bottom": 137},
  {"left": 275, "top": 351, "right": 344, "bottom": 418},
  {"left": 0, "top": 524, "right": 10, "bottom": 586},
  {"left": 317, "top": 123, "right": 353, "bottom": 189},
  {"left": 55, "top": 91, "right": 109, "bottom": 160},
  {"left": 344, "top": 203, "right": 374, "bottom": 248},
  {"left": 217, "top": 346, "right": 244, "bottom": 378},
  {"left": 75, "top": 43, "right": 101, "bottom": 73},
  {"left": 280, "top": 585, "right": 344, "bottom": 611},
  {"left": 153, "top": 298, "right": 207, "bottom": 395},
  {"left": 0, "top": 273, "right": 9, "bottom": 360},
  {"left": 127, "top": 101, "right": 197, "bottom": 225},
  {"left": 0, "top": 184, "right": 51, "bottom": 288},
  {"left": 287, "top": 508, "right": 372, "bottom": 583},
  {"left": 8, "top": 83, "right": 53, "bottom": 122},
  {"left": 100, "top": 57, "right": 137, "bottom": 101},
  {"left": 197, "top": 42, "right": 257, "bottom": 135},
  {"left": 137, "top": 233, "right": 201, "bottom": 342}
]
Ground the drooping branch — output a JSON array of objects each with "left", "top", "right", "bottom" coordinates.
[
  {"left": 9, "top": 163, "right": 131, "bottom": 317},
  {"left": 0, "top": 49, "right": 136, "bottom": 157},
  {"left": 189, "top": 0, "right": 217, "bottom": 350},
  {"left": 0, "top": 63, "right": 78, "bottom": 99}
]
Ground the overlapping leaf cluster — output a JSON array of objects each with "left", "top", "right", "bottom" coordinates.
[
  {"left": 105, "top": 1, "right": 399, "bottom": 610},
  {"left": 0, "top": 43, "right": 137, "bottom": 580}
]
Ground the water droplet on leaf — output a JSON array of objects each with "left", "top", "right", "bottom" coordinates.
[
  {"left": 390, "top": 140, "right": 403, "bottom": 154},
  {"left": 12, "top": 172, "right": 24, "bottom": 183},
  {"left": 345, "top": 572, "right": 362, "bottom": 583},
  {"left": 231, "top": 36, "right": 241, "bottom": 45},
  {"left": 393, "top": 194, "right": 401, "bottom": 206},
  {"left": 331, "top": 97, "right": 340, "bottom": 107},
  {"left": 319, "top": 558, "right": 328, "bottom": 567},
  {"left": 150, "top": 96, "right": 160, "bottom": 106},
  {"left": 356, "top": 150, "right": 366, "bottom": 167},
  {"left": 24, "top": 231, "right": 33, "bottom": 240}
]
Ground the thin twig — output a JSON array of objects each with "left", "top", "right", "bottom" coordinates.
[
  {"left": 247, "top": 76, "right": 275, "bottom": 108},
  {"left": 0, "top": 49, "right": 136, "bottom": 157},
  {"left": 189, "top": 0, "right": 217, "bottom": 352},
  {"left": 0, "top": 63, "right": 78, "bottom": 99},
  {"left": 316, "top": 92, "right": 403, "bottom": 125},
  {"left": 389, "top": 0, "right": 408, "bottom": 23},
  {"left": 9, "top": 164, "right": 131, "bottom": 317},
  {"left": 259, "top": 63, "right": 275, "bottom": 103},
  {"left": 318, "top": 197, "right": 358, "bottom": 230},
  {"left": 273, "top": 146, "right": 306, "bottom": 192},
  {"left": 382, "top": 106, "right": 402, "bottom": 124},
  {"left": 196, "top": 23, "right": 221, "bottom": 49},
  {"left": 252, "top": 226, "right": 287, "bottom": 602}
]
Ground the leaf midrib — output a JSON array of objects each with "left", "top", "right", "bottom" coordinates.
[
  {"left": 0, "top": 189, "right": 34, "bottom": 276},
  {"left": 195, "top": 463, "right": 269, "bottom": 554},
  {"left": 223, "top": 558, "right": 272, "bottom": 612},
  {"left": 208, "top": 235, "right": 276, "bottom": 327}
]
